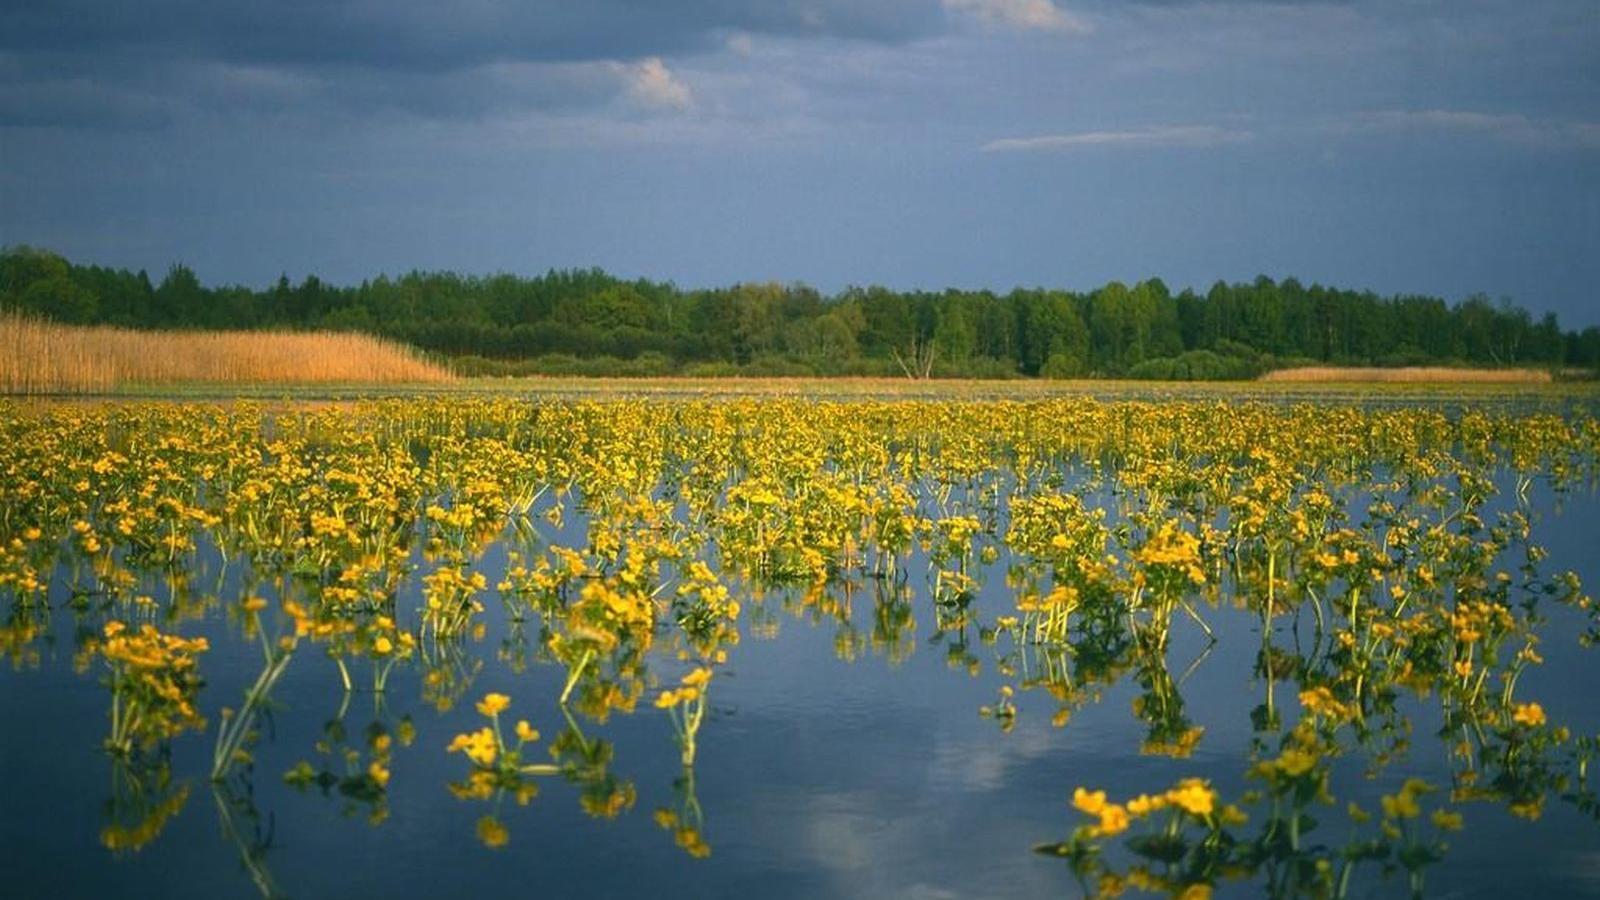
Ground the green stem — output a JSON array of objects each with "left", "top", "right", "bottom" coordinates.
[{"left": 560, "top": 649, "right": 595, "bottom": 705}]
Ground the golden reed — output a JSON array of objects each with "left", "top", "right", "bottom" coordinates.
[
  {"left": 0, "top": 310, "right": 453, "bottom": 393},
  {"left": 1261, "top": 366, "right": 1552, "bottom": 384}
]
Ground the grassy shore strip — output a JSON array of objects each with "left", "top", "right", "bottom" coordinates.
[
  {"left": 446, "top": 375, "right": 1588, "bottom": 400},
  {"left": 1262, "top": 366, "right": 1553, "bottom": 383},
  {"left": 34, "top": 377, "right": 1593, "bottom": 415},
  {"left": 1, "top": 308, "right": 1587, "bottom": 398},
  {"left": 0, "top": 311, "right": 453, "bottom": 393}
]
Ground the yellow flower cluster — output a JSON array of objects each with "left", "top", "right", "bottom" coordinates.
[
  {"left": 655, "top": 667, "right": 713, "bottom": 709},
  {"left": 1379, "top": 778, "right": 1432, "bottom": 820},
  {"left": 1071, "top": 777, "right": 1224, "bottom": 838},
  {"left": 1298, "top": 686, "right": 1356, "bottom": 722},
  {"left": 97, "top": 621, "right": 210, "bottom": 752},
  {"left": 1132, "top": 520, "right": 1207, "bottom": 587},
  {"left": 1511, "top": 702, "right": 1546, "bottom": 728},
  {"left": 448, "top": 727, "right": 500, "bottom": 768}
]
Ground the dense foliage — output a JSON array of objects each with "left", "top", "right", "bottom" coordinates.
[{"left": 4, "top": 245, "right": 1595, "bottom": 378}]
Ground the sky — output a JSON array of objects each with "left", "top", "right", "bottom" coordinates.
[{"left": 1, "top": 0, "right": 1597, "bottom": 324}]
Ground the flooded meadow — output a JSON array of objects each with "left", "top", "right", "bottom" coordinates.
[{"left": 1, "top": 395, "right": 1598, "bottom": 898}]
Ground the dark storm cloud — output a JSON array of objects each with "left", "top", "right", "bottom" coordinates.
[
  {"left": 0, "top": 51, "right": 648, "bottom": 128},
  {"left": 0, "top": 0, "right": 942, "bottom": 71},
  {"left": 0, "top": 0, "right": 944, "bottom": 127},
  {"left": 1, "top": 0, "right": 1596, "bottom": 324}
]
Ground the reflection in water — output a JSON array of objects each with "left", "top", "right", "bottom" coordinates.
[
  {"left": 213, "top": 774, "right": 284, "bottom": 900},
  {"left": 655, "top": 763, "right": 711, "bottom": 858},
  {"left": 0, "top": 398, "right": 1598, "bottom": 896},
  {"left": 550, "top": 704, "right": 637, "bottom": 820},
  {"left": 1035, "top": 478, "right": 1599, "bottom": 896},
  {"left": 445, "top": 694, "right": 639, "bottom": 847},
  {"left": 2, "top": 599, "right": 47, "bottom": 670},
  {"left": 1131, "top": 641, "right": 1204, "bottom": 759},
  {"left": 419, "top": 635, "right": 482, "bottom": 713},
  {"left": 102, "top": 751, "right": 190, "bottom": 854},
  {"left": 446, "top": 692, "right": 558, "bottom": 847},
  {"left": 283, "top": 691, "right": 410, "bottom": 826},
  {"left": 212, "top": 607, "right": 296, "bottom": 780}
]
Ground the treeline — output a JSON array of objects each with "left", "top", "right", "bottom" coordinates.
[{"left": 3, "top": 245, "right": 1596, "bottom": 379}]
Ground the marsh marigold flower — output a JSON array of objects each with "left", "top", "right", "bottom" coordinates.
[{"left": 476, "top": 692, "right": 511, "bottom": 717}]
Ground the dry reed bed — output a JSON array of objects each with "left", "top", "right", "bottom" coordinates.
[
  {"left": 0, "top": 311, "right": 452, "bottom": 393},
  {"left": 1261, "top": 366, "right": 1552, "bottom": 384}
]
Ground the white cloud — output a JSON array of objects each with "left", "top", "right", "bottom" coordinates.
[
  {"left": 621, "top": 56, "right": 693, "bottom": 112},
  {"left": 1325, "top": 109, "right": 1600, "bottom": 150},
  {"left": 981, "top": 124, "right": 1252, "bottom": 153},
  {"left": 727, "top": 32, "right": 755, "bottom": 58},
  {"left": 1339, "top": 109, "right": 1532, "bottom": 135},
  {"left": 943, "top": 0, "right": 1091, "bottom": 35}
]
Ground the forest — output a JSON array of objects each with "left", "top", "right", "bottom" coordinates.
[{"left": 3, "top": 245, "right": 1595, "bottom": 379}]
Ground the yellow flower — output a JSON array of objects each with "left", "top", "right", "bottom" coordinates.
[
  {"left": 1430, "top": 809, "right": 1464, "bottom": 831},
  {"left": 1512, "top": 702, "right": 1546, "bottom": 728},
  {"left": 1509, "top": 798, "right": 1544, "bottom": 820},
  {"left": 373, "top": 635, "right": 394, "bottom": 655},
  {"left": 515, "top": 720, "right": 539, "bottom": 743},
  {"left": 1298, "top": 686, "right": 1354, "bottom": 720},
  {"left": 1165, "top": 779, "right": 1216, "bottom": 817},
  {"left": 1381, "top": 791, "right": 1420, "bottom": 820},
  {"left": 675, "top": 826, "right": 711, "bottom": 858},
  {"left": 1094, "top": 804, "right": 1130, "bottom": 837},
  {"left": 476, "top": 692, "right": 511, "bottom": 717},
  {"left": 465, "top": 738, "right": 496, "bottom": 767},
  {"left": 476, "top": 816, "right": 509, "bottom": 849},
  {"left": 1273, "top": 748, "right": 1319, "bottom": 778},
  {"left": 1127, "top": 794, "right": 1166, "bottom": 817},
  {"left": 448, "top": 727, "right": 499, "bottom": 767},
  {"left": 1096, "top": 873, "right": 1127, "bottom": 898},
  {"left": 1072, "top": 787, "right": 1107, "bottom": 816}
]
